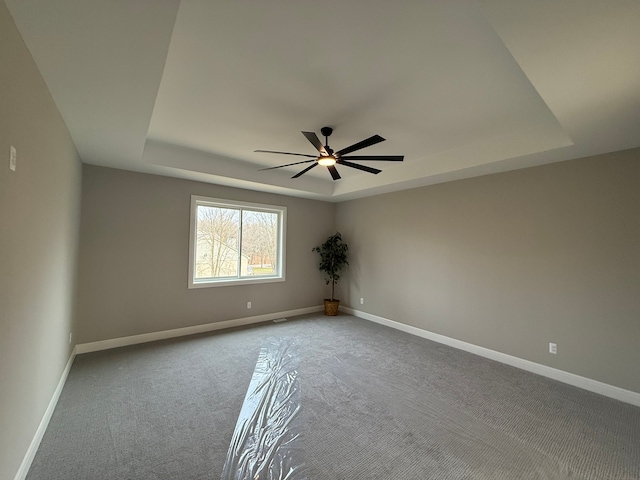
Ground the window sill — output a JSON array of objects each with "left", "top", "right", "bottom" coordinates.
[{"left": 189, "top": 275, "right": 286, "bottom": 289}]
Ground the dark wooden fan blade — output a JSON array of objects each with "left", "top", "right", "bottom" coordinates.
[
  {"left": 335, "top": 135, "right": 385, "bottom": 156},
  {"left": 255, "top": 150, "right": 316, "bottom": 158},
  {"left": 292, "top": 162, "right": 318, "bottom": 178},
  {"left": 259, "top": 159, "right": 316, "bottom": 171},
  {"left": 327, "top": 164, "right": 341, "bottom": 180},
  {"left": 340, "top": 155, "right": 403, "bottom": 162},
  {"left": 339, "top": 160, "right": 382, "bottom": 175},
  {"left": 301, "top": 131, "right": 328, "bottom": 156}
]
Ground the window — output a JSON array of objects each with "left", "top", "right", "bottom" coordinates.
[{"left": 189, "top": 196, "right": 286, "bottom": 288}]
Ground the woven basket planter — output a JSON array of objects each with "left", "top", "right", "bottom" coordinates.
[{"left": 324, "top": 299, "right": 340, "bottom": 316}]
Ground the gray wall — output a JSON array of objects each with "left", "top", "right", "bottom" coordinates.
[
  {"left": 336, "top": 149, "right": 640, "bottom": 393},
  {"left": 0, "top": 3, "right": 82, "bottom": 478},
  {"left": 77, "top": 165, "right": 335, "bottom": 344},
  {"left": 2, "top": 2, "right": 638, "bottom": 476}
]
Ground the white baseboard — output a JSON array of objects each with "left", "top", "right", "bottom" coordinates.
[
  {"left": 14, "top": 346, "right": 78, "bottom": 480},
  {"left": 18, "top": 305, "right": 635, "bottom": 480},
  {"left": 76, "top": 305, "right": 323, "bottom": 354},
  {"left": 342, "top": 307, "right": 640, "bottom": 408},
  {"left": 15, "top": 305, "right": 322, "bottom": 479}
]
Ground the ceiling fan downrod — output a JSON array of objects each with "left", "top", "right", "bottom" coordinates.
[{"left": 320, "top": 126, "right": 334, "bottom": 153}]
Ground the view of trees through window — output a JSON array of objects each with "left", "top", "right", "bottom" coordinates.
[{"left": 195, "top": 204, "right": 279, "bottom": 279}]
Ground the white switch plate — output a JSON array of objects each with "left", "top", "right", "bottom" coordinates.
[
  {"left": 10, "top": 146, "right": 16, "bottom": 171},
  {"left": 549, "top": 342, "right": 557, "bottom": 354},
  {"left": 247, "top": 301, "right": 252, "bottom": 309}
]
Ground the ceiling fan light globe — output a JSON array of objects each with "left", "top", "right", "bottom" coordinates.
[{"left": 317, "top": 156, "right": 336, "bottom": 166}]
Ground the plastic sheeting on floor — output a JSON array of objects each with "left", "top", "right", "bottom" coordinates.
[{"left": 221, "top": 338, "right": 306, "bottom": 480}]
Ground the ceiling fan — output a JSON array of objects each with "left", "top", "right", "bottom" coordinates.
[{"left": 255, "top": 127, "right": 404, "bottom": 180}]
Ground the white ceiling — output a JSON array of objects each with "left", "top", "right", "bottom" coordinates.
[{"left": 6, "top": 0, "right": 640, "bottom": 201}]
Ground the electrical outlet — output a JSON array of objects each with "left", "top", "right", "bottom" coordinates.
[
  {"left": 360, "top": 297, "right": 364, "bottom": 305},
  {"left": 247, "top": 301, "right": 252, "bottom": 309},
  {"left": 10, "top": 146, "right": 16, "bottom": 171},
  {"left": 549, "top": 342, "right": 557, "bottom": 354},
  {"left": 69, "top": 332, "right": 72, "bottom": 344}
]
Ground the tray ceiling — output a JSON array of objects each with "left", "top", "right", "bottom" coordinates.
[{"left": 6, "top": 0, "right": 640, "bottom": 201}]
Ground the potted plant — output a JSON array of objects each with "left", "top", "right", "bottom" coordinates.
[{"left": 313, "top": 232, "right": 349, "bottom": 316}]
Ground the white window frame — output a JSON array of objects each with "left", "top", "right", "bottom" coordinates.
[{"left": 188, "top": 195, "right": 286, "bottom": 288}]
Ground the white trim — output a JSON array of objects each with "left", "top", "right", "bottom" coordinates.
[
  {"left": 15, "top": 305, "right": 321, "bottom": 479},
  {"left": 188, "top": 195, "right": 287, "bottom": 289},
  {"left": 76, "top": 305, "right": 323, "bottom": 354},
  {"left": 342, "top": 307, "right": 640, "bottom": 408},
  {"left": 189, "top": 276, "right": 286, "bottom": 289},
  {"left": 14, "top": 347, "right": 78, "bottom": 480},
  {"left": 15, "top": 308, "right": 638, "bottom": 480}
]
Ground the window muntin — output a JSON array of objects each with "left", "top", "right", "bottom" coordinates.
[{"left": 189, "top": 196, "right": 286, "bottom": 287}]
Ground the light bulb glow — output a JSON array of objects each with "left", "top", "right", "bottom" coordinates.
[{"left": 317, "top": 156, "right": 336, "bottom": 166}]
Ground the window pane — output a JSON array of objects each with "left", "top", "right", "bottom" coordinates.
[
  {"left": 189, "top": 195, "right": 286, "bottom": 288},
  {"left": 241, "top": 210, "right": 279, "bottom": 277},
  {"left": 195, "top": 206, "right": 240, "bottom": 279}
]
